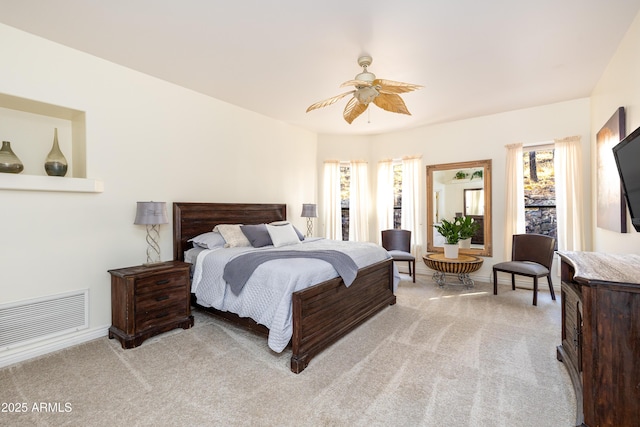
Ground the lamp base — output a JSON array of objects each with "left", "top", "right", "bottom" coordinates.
[
  {"left": 145, "top": 224, "right": 163, "bottom": 265},
  {"left": 306, "top": 217, "right": 314, "bottom": 238}
]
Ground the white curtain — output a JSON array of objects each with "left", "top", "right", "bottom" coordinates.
[
  {"left": 376, "top": 160, "right": 395, "bottom": 242},
  {"left": 555, "top": 136, "right": 585, "bottom": 251},
  {"left": 349, "top": 161, "right": 369, "bottom": 242},
  {"left": 468, "top": 190, "right": 484, "bottom": 215},
  {"left": 401, "top": 156, "right": 423, "bottom": 257},
  {"left": 322, "top": 161, "right": 342, "bottom": 240},
  {"left": 504, "top": 143, "right": 525, "bottom": 258}
]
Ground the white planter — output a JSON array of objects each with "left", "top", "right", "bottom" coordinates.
[
  {"left": 443, "top": 243, "right": 459, "bottom": 259},
  {"left": 459, "top": 238, "right": 472, "bottom": 249}
]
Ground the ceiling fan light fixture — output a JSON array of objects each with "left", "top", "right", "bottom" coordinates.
[{"left": 355, "top": 86, "right": 379, "bottom": 104}]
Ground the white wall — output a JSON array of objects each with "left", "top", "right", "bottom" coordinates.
[
  {"left": 590, "top": 11, "right": 640, "bottom": 254},
  {"left": 318, "top": 99, "right": 592, "bottom": 282},
  {"left": 0, "top": 24, "right": 317, "bottom": 365}
]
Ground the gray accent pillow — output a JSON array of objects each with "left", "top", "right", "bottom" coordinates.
[
  {"left": 188, "top": 231, "right": 226, "bottom": 249},
  {"left": 240, "top": 224, "right": 273, "bottom": 248}
]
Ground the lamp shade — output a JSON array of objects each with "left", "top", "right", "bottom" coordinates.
[
  {"left": 134, "top": 201, "right": 168, "bottom": 225},
  {"left": 301, "top": 203, "right": 317, "bottom": 218}
]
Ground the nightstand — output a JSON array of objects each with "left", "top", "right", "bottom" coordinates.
[{"left": 108, "top": 260, "right": 194, "bottom": 349}]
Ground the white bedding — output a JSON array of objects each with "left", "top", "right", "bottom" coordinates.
[{"left": 190, "top": 238, "right": 400, "bottom": 352}]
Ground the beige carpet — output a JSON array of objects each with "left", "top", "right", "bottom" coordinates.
[{"left": 0, "top": 278, "right": 575, "bottom": 426}]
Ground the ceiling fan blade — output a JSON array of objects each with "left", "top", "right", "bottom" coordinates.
[
  {"left": 343, "top": 97, "right": 369, "bottom": 124},
  {"left": 340, "top": 79, "right": 373, "bottom": 88},
  {"left": 306, "top": 90, "right": 354, "bottom": 112},
  {"left": 374, "top": 79, "right": 423, "bottom": 94},
  {"left": 373, "top": 93, "right": 411, "bottom": 115}
]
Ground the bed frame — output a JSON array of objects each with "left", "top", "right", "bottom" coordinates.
[{"left": 173, "top": 202, "right": 396, "bottom": 373}]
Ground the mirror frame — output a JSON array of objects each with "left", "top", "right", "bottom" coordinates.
[{"left": 426, "top": 159, "right": 493, "bottom": 257}]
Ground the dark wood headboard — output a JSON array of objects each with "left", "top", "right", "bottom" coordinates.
[{"left": 173, "top": 202, "right": 287, "bottom": 261}]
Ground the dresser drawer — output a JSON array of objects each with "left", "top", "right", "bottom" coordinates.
[{"left": 135, "top": 271, "right": 188, "bottom": 294}]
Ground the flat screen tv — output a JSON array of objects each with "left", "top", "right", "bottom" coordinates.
[{"left": 613, "top": 124, "right": 640, "bottom": 232}]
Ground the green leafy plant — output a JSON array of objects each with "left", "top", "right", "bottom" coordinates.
[
  {"left": 454, "top": 171, "right": 468, "bottom": 180},
  {"left": 456, "top": 216, "right": 480, "bottom": 240},
  {"left": 471, "top": 170, "right": 483, "bottom": 180},
  {"left": 433, "top": 218, "right": 461, "bottom": 244}
]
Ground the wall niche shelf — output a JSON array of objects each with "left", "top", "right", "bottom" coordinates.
[
  {"left": 0, "top": 174, "right": 103, "bottom": 193},
  {"left": 0, "top": 92, "right": 102, "bottom": 193}
]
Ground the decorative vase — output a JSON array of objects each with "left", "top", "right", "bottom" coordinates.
[
  {"left": 44, "top": 128, "right": 68, "bottom": 177},
  {"left": 459, "top": 237, "right": 472, "bottom": 249},
  {"left": 443, "top": 243, "right": 459, "bottom": 259},
  {"left": 0, "top": 140, "right": 24, "bottom": 174}
]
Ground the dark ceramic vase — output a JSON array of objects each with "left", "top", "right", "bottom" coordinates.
[
  {"left": 44, "top": 128, "right": 68, "bottom": 177},
  {"left": 0, "top": 140, "right": 24, "bottom": 174}
]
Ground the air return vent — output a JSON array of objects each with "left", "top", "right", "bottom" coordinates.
[{"left": 0, "top": 290, "right": 88, "bottom": 350}]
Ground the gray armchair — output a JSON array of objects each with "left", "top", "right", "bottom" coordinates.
[
  {"left": 381, "top": 229, "right": 415, "bottom": 283},
  {"left": 492, "top": 233, "right": 556, "bottom": 305}
]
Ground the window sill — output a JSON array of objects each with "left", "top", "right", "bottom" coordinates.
[{"left": 0, "top": 174, "right": 104, "bottom": 193}]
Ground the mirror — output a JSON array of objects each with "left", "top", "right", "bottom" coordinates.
[{"left": 426, "top": 159, "right": 492, "bottom": 256}]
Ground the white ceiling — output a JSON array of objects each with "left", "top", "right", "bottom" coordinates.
[{"left": 1, "top": 0, "right": 639, "bottom": 136}]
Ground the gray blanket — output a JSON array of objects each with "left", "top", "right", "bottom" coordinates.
[{"left": 223, "top": 250, "right": 358, "bottom": 295}]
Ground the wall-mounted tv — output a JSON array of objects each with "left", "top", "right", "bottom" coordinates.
[{"left": 613, "top": 124, "right": 640, "bottom": 232}]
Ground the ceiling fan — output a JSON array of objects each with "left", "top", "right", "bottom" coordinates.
[{"left": 306, "top": 55, "right": 423, "bottom": 124}]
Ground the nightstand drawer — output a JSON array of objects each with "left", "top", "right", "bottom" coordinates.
[
  {"left": 136, "top": 301, "right": 187, "bottom": 331},
  {"left": 135, "top": 286, "right": 187, "bottom": 313},
  {"left": 135, "top": 271, "right": 188, "bottom": 294}
]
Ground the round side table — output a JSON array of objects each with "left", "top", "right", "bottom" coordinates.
[{"left": 423, "top": 253, "right": 484, "bottom": 288}]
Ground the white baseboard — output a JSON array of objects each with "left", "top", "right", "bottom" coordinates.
[{"left": 0, "top": 325, "right": 110, "bottom": 369}]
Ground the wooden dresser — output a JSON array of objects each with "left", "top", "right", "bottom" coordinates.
[
  {"left": 557, "top": 251, "right": 640, "bottom": 427},
  {"left": 108, "top": 261, "right": 194, "bottom": 348}
]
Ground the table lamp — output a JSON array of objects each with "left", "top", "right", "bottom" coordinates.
[{"left": 300, "top": 203, "right": 317, "bottom": 238}]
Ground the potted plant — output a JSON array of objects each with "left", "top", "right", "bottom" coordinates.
[
  {"left": 456, "top": 216, "right": 480, "bottom": 249},
  {"left": 433, "top": 218, "right": 461, "bottom": 258},
  {"left": 454, "top": 170, "right": 468, "bottom": 180}
]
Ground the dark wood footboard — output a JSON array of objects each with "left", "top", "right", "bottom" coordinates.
[{"left": 290, "top": 258, "right": 396, "bottom": 373}]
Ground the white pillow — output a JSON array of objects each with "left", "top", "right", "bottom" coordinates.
[
  {"left": 213, "top": 224, "right": 251, "bottom": 248},
  {"left": 266, "top": 223, "right": 301, "bottom": 247},
  {"left": 269, "top": 221, "right": 305, "bottom": 241}
]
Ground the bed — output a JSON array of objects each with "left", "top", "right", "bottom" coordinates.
[{"left": 173, "top": 202, "right": 397, "bottom": 373}]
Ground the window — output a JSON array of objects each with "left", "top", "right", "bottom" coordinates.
[
  {"left": 340, "top": 164, "right": 350, "bottom": 241},
  {"left": 340, "top": 161, "right": 402, "bottom": 241},
  {"left": 337, "top": 158, "right": 411, "bottom": 242},
  {"left": 523, "top": 147, "right": 557, "bottom": 248},
  {"left": 393, "top": 162, "right": 402, "bottom": 229}
]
